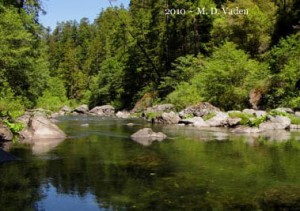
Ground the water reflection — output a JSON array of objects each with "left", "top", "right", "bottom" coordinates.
[{"left": 1, "top": 116, "right": 300, "bottom": 210}]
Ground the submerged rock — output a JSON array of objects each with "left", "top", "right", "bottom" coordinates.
[
  {"left": 89, "top": 105, "right": 115, "bottom": 116},
  {"left": 131, "top": 128, "right": 167, "bottom": 146}
]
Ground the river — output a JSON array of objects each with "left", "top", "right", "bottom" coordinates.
[{"left": 1, "top": 116, "right": 300, "bottom": 210}]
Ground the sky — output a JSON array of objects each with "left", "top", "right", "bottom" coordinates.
[{"left": 39, "top": 0, "right": 130, "bottom": 30}]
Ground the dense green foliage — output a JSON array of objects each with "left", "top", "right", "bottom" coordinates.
[{"left": 0, "top": 0, "right": 300, "bottom": 115}]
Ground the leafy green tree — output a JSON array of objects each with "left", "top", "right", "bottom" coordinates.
[
  {"left": 211, "top": 0, "right": 277, "bottom": 56},
  {"left": 36, "top": 77, "right": 69, "bottom": 111},
  {"left": 272, "top": 0, "right": 300, "bottom": 44},
  {"left": 192, "top": 42, "right": 269, "bottom": 110},
  {"left": 0, "top": 4, "right": 49, "bottom": 108},
  {"left": 89, "top": 57, "right": 125, "bottom": 108},
  {"left": 263, "top": 32, "right": 300, "bottom": 108}
]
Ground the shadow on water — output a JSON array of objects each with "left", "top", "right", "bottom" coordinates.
[{"left": 1, "top": 116, "right": 300, "bottom": 210}]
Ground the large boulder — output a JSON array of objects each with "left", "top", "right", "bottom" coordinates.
[
  {"left": 0, "top": 124, "right": 13, "bottom": 141},
  {"left": 206, "top": 112, "right": 229, "bottom": 127},
  {"left": 179, "top": 102, "right": 220, "bottom": 118},
  {"left": 20, "top": 114, "right": 66, "bottom": 140},
  {"left": 259, "top": 116, "right": 291, "bottom": 130},
  {"left": 74, "top": 104, "right": 89, "bottom": 114},
  {"left": 161, "top": 112, "right": 180, "bottom": 124},
  {"left": 89, "top": 105, "right": 115, "bottom": 116},
  {"left": 131, "top": 128, "right": 167, "bottom": 146}
]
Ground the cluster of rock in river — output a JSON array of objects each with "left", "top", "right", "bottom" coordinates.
[{"left": 1, "top": 102, "right": 300, "bottom": 152}]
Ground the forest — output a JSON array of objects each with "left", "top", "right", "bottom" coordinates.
[{"left": 0, "top": 0, "right": 300, "bottom": 119}]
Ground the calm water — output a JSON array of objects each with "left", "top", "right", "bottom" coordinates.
[{"left": 1, "top": 116, "right": 300, "bottom": 210}]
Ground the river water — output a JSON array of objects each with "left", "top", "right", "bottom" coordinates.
[{"left": 1, "top": 116, "right": 300, "bottom": 210}]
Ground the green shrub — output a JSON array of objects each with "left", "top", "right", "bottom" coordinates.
[
  {"left": 36, "top": 77, "right": 69, "bottom": 111},
  {"left": 288, "top": 116, "right": 300, "bottom": 125},
  {"left": 182, "top": 113, "right": 194, "bottom": 119},
  {"left": 229, "top": 112, "right": 254, "bottom": 125},
  {"left": 3, "top": 119, "right": 24, "bottom": 134},
  {"left": 248, "top": 115, "right": 268, "bottom": 127},
  {"left": 192, "top": 42, "right": 269, "bottom": 110},
  {"left": 202, "top": 112, "right": 216, "bottom": 121},
  {"left": 145, "top": 112, "right": 162, "bottom": 120},
  {"left": 269, "top": 109, "right": 288, "bottom": 117},
  {"left": 0, "top": 84, "right": 25, "bottom": 118},
  {"left": 166, "top": 82, "right": 203, "bottom": 110}
]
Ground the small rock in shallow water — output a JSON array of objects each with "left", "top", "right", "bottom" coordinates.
[{"left": 131, "top": 128, "right": 167, "bottom": 146}]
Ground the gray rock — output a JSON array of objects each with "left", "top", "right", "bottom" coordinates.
[
  {"left": 161, "top": 112, "right": 180, "bottom": 124},
  {"left": 231, "top": 126, "right": 262, "bottom": 133},
  {"left": 19, "top": 114, "right": 66, "bottom": 140},
  {"left": 179, "top": 102, "right": 220, "bottom": 118},
  {"left": 16, "top": 112, "right": 31, "bottom": 125},
  {"left": 289, "top": 124, "right": 300, "bottom": 129},
  {"left": 131, "top": 128, "right": 167, "bottom": 146},
  {"left": 259, "top": 116, "right": 291, "bottom": 130},
  {"left": 227, "top": 110, "right": 242, "bottom": 114},
  {"left": 275, "top": 107, "right": 294, "bottom": 114},
  {"left": 116, "top": 111, "right": 131, "bottom": 118},
  {"left": 295, "top": 112, "right": 300, "bottom": 117},
  {"left": 242, "top": 109, "right": 266, "bottom": 117},
  {"left": 0, "top": 124, "right": 13, "bottom": 141},
  {"left": 145, "top": 104, "right": 175, "bottom": 113},
  {"left": 227, "top": 118, "right": 242, "bottom": 127},
  {"left": 74, "top": 104, "right": 89, "bottom": 114},
  {"left": 206, "top": 112, "right": 229, "bottom": 127},
  {"left": 89, "top": 105, "right": 115, "bottom": 116},
  {"left": 60, "top": 105, "right": 72, "bottom": 113},
  {"left": 180, "top": 117, "right": 209, "bottom": 127}
]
